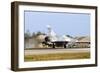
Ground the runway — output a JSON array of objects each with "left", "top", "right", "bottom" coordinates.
[{"left": 25, "top": 48, "right": 90, "bottom": 55}]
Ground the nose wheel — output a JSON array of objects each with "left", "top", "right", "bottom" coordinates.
[{"left": 52, "top": 43, "right": 55, "bottom": 48}]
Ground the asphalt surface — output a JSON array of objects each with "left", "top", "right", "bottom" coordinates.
[{"left": 25, "top": 48, "right": 90, "bottom": 55}]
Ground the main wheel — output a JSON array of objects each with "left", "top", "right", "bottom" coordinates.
[{"left": 64, "top": 44, "right": 66, "bottom": 48}]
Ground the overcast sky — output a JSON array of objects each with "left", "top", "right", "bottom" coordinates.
[{"left": 24, "top": 11, "right": 90, "bottom": 37}]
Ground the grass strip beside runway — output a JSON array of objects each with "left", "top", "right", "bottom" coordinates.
[{"left": 24, "top": 52, "right": 90, "bottom": 62}]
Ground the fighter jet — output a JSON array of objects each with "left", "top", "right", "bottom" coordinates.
[{"left": 42, "top": 25, "right": 78, "bottom": 48}]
